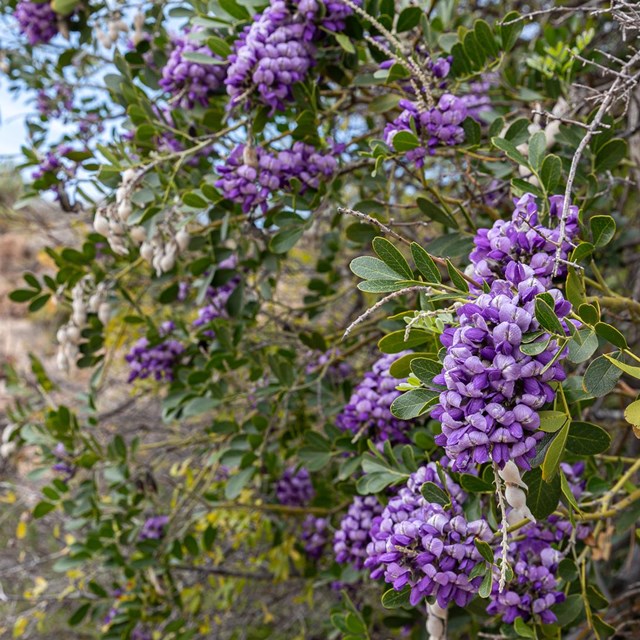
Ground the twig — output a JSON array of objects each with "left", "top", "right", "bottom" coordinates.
[{"left": 493, "top": 462, "right": 510, "bottom": 593}]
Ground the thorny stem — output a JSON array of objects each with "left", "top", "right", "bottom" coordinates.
[{"left": 492, "top": 462, "right": 510, "bottom": 593}]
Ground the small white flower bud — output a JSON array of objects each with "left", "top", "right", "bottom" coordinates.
[
  {"left": 117, "top": 200, "right": 133, "bottom": 222},
  {"left": 130, "top": 226, "right": 146, "bottom": 244},
  {"left": 66, "top": 325, "right": 81, "bottom": 343},
  {"left": 160, "top": 252, "right": 176, "bottom": 273},
  {"left": 175, "top": 228, "right": 190, "bottom": 252},
  {"left": 122, "top": 168, "right": 137, "bottom": 184},
  {"left": 57, "top": 349, "right": 69, "bottom": 372},
  {"left": 498, "top": 461, "right": 526, "bottom": 488},
  {"left": 505, "top": 485, "right": 527, "bottom": 509},
  {"left": 98, "top": 302, "right": 111, "bottom": 326},
  {"left": 56, "top": 326, "right": 68, "bottom": 344},
  {"left": 94, "top": 211, "right": 110, "bottom": 236},
  {"left": 140, "top": 242, "right": 154, "bottom": 262}
]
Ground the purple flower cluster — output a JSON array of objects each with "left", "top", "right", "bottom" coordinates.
[
  {"left": 294, "top": 0, "right": 360, "bottom": 31},
  {"left": 305, "top": 348, "right": 352, "bottom": 382},
  {"left": 333, "top": 496, "right": 383, "bottom": 569},
  {"left": 215, "top": 142, "right": 336, "bottom": 213},
  {"left": 52, "top": 443, "right": 75, "bottom": 481},
  {"left": 32, "top": 145, "right": 76, "bottom": 183},
  {"left": 384, "top": 96, "right": 468, "bottom": 166},
  {"left": 469, "top": 193, "right": 580, "bottom": 286},
  {"left": 193, "top": 257, "right": 240, "bottom": 334},
  {"left": 276, "top": 467, "right": 315, "bottom": 506},
  {"left": 226, "top": 1, "right": 316, "bottom": 113},
  {"left": 365, "top": 464, "right": 491, "bottom": 608},
  {"left": 336, "top": 352, "right": 411, "bottom": 447},
  {"left": 131, "top": 625, "right": 152, "bottom": 640},
  {"left": 15, "top": 0, "right": 59, "bottom": 45},
  {"left": 487, "top": 533, "right": 565, "bottom": 624},
  {"left": 125, "top": 337, "right": 185, "bottom": 383},
  {"left": 160, "top": 31, "right": 227, "bottom": 109},
  {"left": 36, "top": 84, "right": 73, "bottom": 118},
  {"left": 431, "top": 262, "right": 571, "bottom": 471},
  {"left": 461, "top": 78, "right": 492, "bottom": 121},
  {"left": 302, "top": 515, "right": 329, "bottom": 559},
  {"left": 139, "top": 515, "right": 170, "bottom": 540}
]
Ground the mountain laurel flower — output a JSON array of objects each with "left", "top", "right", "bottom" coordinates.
[
  {"left": 125, "top": 337, "right": 185, "bottom": 383},
  {"left": 365, "top": 464, "right": 491, "bottom": 608},
  {"left": 336, "top": 352, "right": 412, "bottom": 447},
  {"left": 333, "top": 496, "right": 384, "bottom": 569},
  {"left": 431, "top": 262, "right": 572, "bottom": 472},
  {"left": 302, "top": 515, "right": 330, "bottom": 559},
  {"left": 276, "top": 467, "right": 315, "bottom": 507},
  {"left": 139, "top": 515, "right": 170, "bottom": 540},
  {"left": 15, "top": 1, "right": 59, "bottom": 45}
]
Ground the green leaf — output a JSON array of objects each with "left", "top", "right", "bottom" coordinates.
[
  {"left": 528, "top": 131, "right": 546, "bottom": 172},
  {"left": 396, "top": 6, "right": 422, "bottom": 31},
  {"left": 335, "top": 32, "right": 356, "bottom": 54},
  {"left": 584, "top": 354, "right": 623, "bottom": 396},
  {"left": 372, "top": 237, "right": 414, "bottom": 280},
  {"left": 534, "top": 296, "right": 565, "bottom": 335},
  {"left": 566, "top": 421, "right": 611, "bottom": 455},
  {"left": 410, "top": 242, "right": 442, "bottom": 283},
  {"left": 9, "top": 289, "right": 37, "bottom": 302},
  {"left": 592, "top": 614, "right": 615, "bottom": 638},
  {"left": 504, "top": 118, "right": 530, "bottom": 144},
  {"left": 446, "top": 260, "right": 469, "bottom": 292},
  {"left": 590, "top": 215, "right": 616, "bottom": 248},
  {"left": 29, "top": 294, "right": 50, "bottom": 313},
  {"left": 492, "top": 137, "right": 528, "bottom": 166},
  {"left": 538, "top": 410, "right": 569, "bottom": 433},
  {"left": 513, "top": 617, "right": 535, "bottom": 639},
  {"left": 554, "top": 594, "right": 584, "bottom": 626},
  {"left": 381, "top": 585, "right": 411, "bottom": 609},
  {"left": 182, "top": 51, "right": 227, "bottom": 65},
  {"left": 378, "top": 330, "right": 431, "bottom": 354},
  {"left": 523, "top": 467, "right": 561, "bottom": 520},
  {"left": 499, "top": 11, "right": 523, "bottom": 51},
  {"left": 560, "top": 468, "right": 581, "bottom": 512},
  {"left": 539, "top": 154, "right": 562, "bottom": 192},
  {"left": 594, "top": 138, "right": 627, "bottom": 173},
  {"left": 52, "top": 0, "right": 79, "bottom": 14},
  {"left": 460, "top": 474, "right": 494, "bottom": 493},
  {"left": 421, "top": 481, "right": 450, "bottom": 506},
  {"left": 224, "top": 467, "right": 256, "bottom": 500},
  {"left": 357, "top": 280, "right": 408, "bottom": 293},
  {"left": 206, "top": 36, "right": 232, "bottom": 58},
  {"left": 218, "top": 0, "right": 250, "bottom": 19},
  {"left": 474, "top": 19, "right": 499, "bottom": 57},
  {"left": 392, "top": 130, "right": 421, "bottom": 152},
  {"left": 350, "top": 256, "right": 404, "bottom": 281},
  {"left": 417, "top": 197, "right": 458, "bottom": 228},
  {"left": 410, "top": 358, "right": 442, "bottom": 385},
  {"left": 542, "top": 422, "right": 569, "bottom": 481},
  {"left": 33, "top": 501, "right": 56, "bottom": 518},
  {"left": 602, "top": 353, "right": 640, "bottom": 379},
  {"left": 624, "top": 399, "right": 640, "bottom": 427},
  {"left": 571, "top": 241, "right": 595, "bottom": 264},
  {"left": 462, "top": 117, "right": 481, "bottom": 146},
  {"left": 391, "top": 389, "right": 439, "bottom": 419},
  {"left": 567, "top": 329, "right": 599, "bottom": 364},
  {"left": 474, "top": 539, "right": 495, "bottom": 564},
  {"left": 269, "top": 227, "right": 304, "bottom": 254},
  {"left": 595, "top": 322, "right": 627, "bottom": 349},
  {"left": 478, "top": 571, "right": 493, "bottom": 599},
  {"left": 578, "top": 303, "right": 599, "bottom": 325},
  {"left": 183, "top": 192, "right": 208, "bottom": 208},
  {"left": 520, "top": 338, "right": 551, "bottom": 356},
  {"left": 68, "top": 603, "right": 91, "bottom": 626}
]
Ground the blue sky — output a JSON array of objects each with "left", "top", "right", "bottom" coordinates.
[{"left": 0, "top": 82, "right": 28, "bottom": 159}]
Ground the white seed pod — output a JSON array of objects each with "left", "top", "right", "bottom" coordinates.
[
  {"left": 72, "top": 309, "right": 86, "bottom": 326},
  {"left": 160, "top": 252, "right": 176, "bottom": 273},
  {"left": 56, "top": 348, "right": 69, "bottom": 372},
  {"left": 122, "top": 168, "right": 137, "bottom": 184},
  {"left": 505, "top": 485, "right": 527, "bottom": 510},
  {"left": 109, "top": 219, "right": 125, "bottom": 235},
  {"left": 140, "top": 241, "right": 154, "bottom": 262},
  {"left": 117, "top": 200, "right": 133, "bottom": 222},
  {"left": 175, "top": 228, "right": 190, "bottom": 252},
  {"left": 56, "top": 325, "right": 68, "bottom": 344},
  {"left": 98, "top": 302, "right": 111, "bottom": 326},
  {"left": 66, "top": 325, "right": 81, "bottom": 344},
  {"left": 94, "top": 211, "right": 110, "bottom": 236},
  {"left": 130, "top": 226, "right": 147, "bottom": 244},
  {"left": 498, "top": 460, "right": 526, "bottom": 488},
  {"left": 116, "top": 186, "right": 128, "bottom": 203},
  {"left": 87, "top": 292, "right": 102, "bottom": 313}
]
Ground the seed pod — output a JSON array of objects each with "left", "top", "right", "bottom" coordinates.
[
  {"left": 176, "top": 228, "right": 190, "bottom": 252},
  {"left": 130, "top": 226, "right": 147, "bottom": 244},
  {"left": 140, "top": 242, "right": 154, "bottom": 262},
  {"left": 98, "top": 302, "right": 111, "bottom": 326},
  {"left": 94, "top": 211, "right": 110, "bottom": 236},
  {"left": 66, "top": 325, "right": 81, "bottom": 343}
]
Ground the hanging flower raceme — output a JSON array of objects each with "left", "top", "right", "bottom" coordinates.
[
  {"left": 215, "top": 143, "right": 336, "bottom": 214},
  {"left": 225, "top": 1, "right": 316, "bottom": 113},
  {"left": 384, "top": 95, "right": 468, "bottom": 166},
  {"left": 468, "top": 193, "right": 580, "bottom": 287},
  {"left": 431, "top": 262, "right": 572, "bottom": 471},
  {"left": 333, "top": 496, "right": 384, "bottom": 569},
  {"left": 193, "top": 256, "right": 241, "bottom": 336},
  {"left": 487, "top": 529, "right": 566, "bottom": 624},
  {"left": 336, "top": 352, "right": 411, "bottom": 447},
  {"left": 302, "top": 515, "right": 330, "bottom": 559},
  {"left": 15, "top": 0, "right": 59, "bottom": 45},
  {"left": 276, "top": 466, "right": 315, "bottom": 506},
  {"left": 293, "top": 0, "right": 361, "bottom": 31},
  {"left": 139, "top": 515, "right": 170, "bottom": 540},
  {"left": 365, "top": 463, "right": 491, "bottom": 608},
  {"left": 160, "top": 30, "right": 228, "bottom": 110},
  {"left": 125, "top": 336, "right": 185, "bottom": 383},
  {"left": 305, "top": 347, "right": 352, "bottom": 382}
]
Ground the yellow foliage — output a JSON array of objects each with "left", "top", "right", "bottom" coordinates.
[
  {"left": 0, "top": 490, "right": 17, "bottom": 504},
  {"left": 12, "top": 617, "right": 28, "bottom": 638},
  {"left": 16, "top": 521, "right": 27, "bottom": 540}
]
